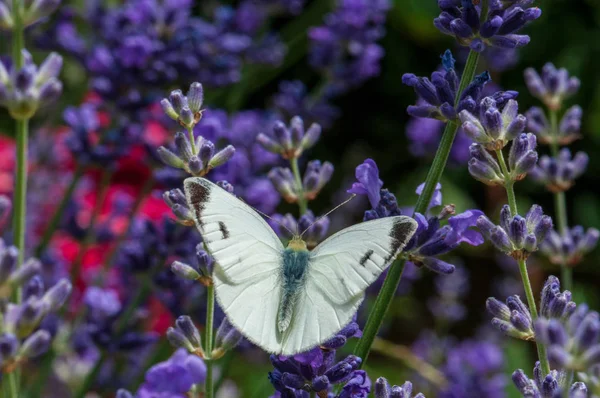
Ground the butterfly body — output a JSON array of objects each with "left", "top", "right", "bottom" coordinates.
[
  {"left": 279, "top": 246, "right": 310, "bottom": 333},
  {"left": 184, "top": 177, "right": 418, "bottom": 355}
]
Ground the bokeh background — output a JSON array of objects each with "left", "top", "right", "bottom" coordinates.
[{"left": 2, "top": 0, "right": 600, "bottom": 396}]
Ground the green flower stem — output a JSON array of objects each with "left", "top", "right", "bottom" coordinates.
[
  {"left": 517, "top": 257, "right": 551, "bottom": 376},
  {"left": 496, "top": 149, "right": 551, "bottom": 375},
  {"left": 548, "top": 109, "right": 572, "bottom": 290},
  {"left": 205, "top": 283, "right": 215, "bottom": 398},
  {"left": 187, "top": 126, "right": 197, "bottom": 154},
  {"left": 35, "top": 165, "right": 85, "bottom": 257},
  {"left": 290, "top": 157, "right": 307, "bottom": 215},
  {"left": 70, "top": 170, "right": 112, "bottom": 283},
  {"left": 354, "top": 49, "right": 481, "bottom": 366},
  {"left": 6, "top": 1, "right": 27, "bottom": 395}
]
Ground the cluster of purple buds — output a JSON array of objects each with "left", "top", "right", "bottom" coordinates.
[
  {"left": 0, "top": 240, "right": 72, "bottom": 372},
  {"left": 162, "top": 188, "right": 194, "bottom": 226},
  {"left": 257, "top": 116, "right": 321, "bottom": 160},
  {"left": 541, "top": 226, "right": 600, "bottom": 267},
  {"left": 536, "top": 304, "right": 600, "bottom": 372},
  {"left": 524, "top": 63, "right": 580, "bottom": 111},
  {"left": 0, "top": 50, "right": 63, "bottom": 119},
  {"left": 166, "top": 315, "right": 204, "bottom": 357},
  {"left": 530, "top": 149, "right": 588, "bottom": 192},
  {"left": 157, "top": 131, "right": 235, "bottom": 177},
  {"left": 539, "top": 276, "right": 577, "bottom": 320},
  {"left": 118, "top": 348, "right": 207, "bottom": 397},
  {"left": 268, "top": 160, "right": 333, "bottom": 203},
  {"left": 170, "top": 245, "right": 214, "bottom": 285},
  {"left": 271, "top": 210, "right": 330, "bottom": 250},
  {"left": 487, "top": 295, "right": 534, "bottom": 341},
  {"left": 161, "top": 83, "right": 204, "bottom": 130},
  {"left": 526, "top": 105, "right": 582, "bottom": 146},
  {"left": 402, "top": 50, "right": 493, "bottom": 121},
  {"left": 468, "top": 133, "right": 538, "bottom": 186},
  {"left": 512, "top": 362, "right": 588, "bottom": 398},
  {"left": 363, "top": 189, "right": 403, "bottom": 221},
  {"left": 0, "top": 0, "right": 61, "bottom": 28},
  {"left": 213, "top": 317, "right": 243, "bottom": 359},
  {"left": 434, "top": 0, "right": 542, "bottom": 52},
  {"left": 477, "top": 204, "right": 552, "bottom": 260},
  {"left": 375, "top": 377, "right": 426, "bottom": 398},
  {"left": 404, "top": 206, "right": 484, "bottom": 275},
  {"left": 269, "top": 319, "right": 364, "bottom": 396},
  {"left": 459, "top": 98, "right": 526, "bottom": 150}
]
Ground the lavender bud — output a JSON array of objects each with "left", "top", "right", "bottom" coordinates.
[
  {"left": 0, "top": 244, "right": 18, "bottom": 284},
  {"left": 169, "top": 89, "right": 187, "bottom": 113},
  {"left": 187, "top": 82, "right": 204, "bottom": 114},
  {"left": 116, "top": 389, "right": 134, "bottom": 398},
  {"left": 199, "top": 141, "right": 215, "bottom": 167},
  {"left": 171, "top": 261, "right": 200, "bottom": 281},
  {"left": 268, "top": 167, "right": 297, "bottom": 203},
  {"left": 300, "top": 123, "right": 322, "bottom": 150},
  {"left": 273, "top": 121, "right": 292, "bottom": 150},
  {"left": 208, "top": 145, "right": 235, "bottom": 169},
  {"left": 157, "top": 146, "right": 185, "bottom": 168},
  {"left": 0, "top": 333, "right": 19, "bottom": 359},
  {"left": 19, "top": 330, "right": 51, "bottom": 358},
  {"left": 166, "top": 326, "right": 194, "bottom": 352},
  {"left": 256, "top": 133, "right": 282, "bottom": 153},
  {"left": 215, "top": 317, "right": 243, "bottom": 352},
  {"left": 290, "top": 116, "right": 304, "bottom": 147},
  {"left": 175, "top": 316, "right": 202, "bottom": 348},
  {"left": 161, "top": 99, "right": 179, "bottom": 120},
  {"left": 8, "top": 258, "right": 41, "bottom": 286},
  {"left": 188, "top": 156, "right": 203, "bottom": 175},
  {"left": 179, "top": 106, "right": 194, "bottom": 128},
  {"left": 42, "top": 279, "right": 72, "bottom": 311}
]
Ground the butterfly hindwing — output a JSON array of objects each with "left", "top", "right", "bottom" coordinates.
[
  {"left": 308, "top": 216, "right": 418, "bottom": 305},
  {"left": 184, "top": 177, "right": 284, "bottom": 284}
]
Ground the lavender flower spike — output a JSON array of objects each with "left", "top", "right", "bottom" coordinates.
[
  {"left": 256, "top": 116, "right": 322, "bottom": 159},
  {"left": 524, "top": 63, "right": 580, "bottom": 111},
  {"left": 402, "top": 50, "right": 496, "bottom": 122},
  {"left": 477, "top": 204, "right": 552, "bottom": 260},
  {"left": 459, "top": 97, "right": 526, "bottom": 150},
  {"left": 375, "top": 377, "right": 426, "bottom": 398},
  {"left": 539, "top": 276, "right": 577, "bottom": 320},
  {"left": 486, "top": 295, "right": 534, "bottom": 340},
  {"left": 513, "top": 362, "right": 587, "bottom": 398},
  {"left": 526, "top": 105, "right": 582, "bottom": 146},
  {"left": 542, "top": 226, "right": 600, "bottom": 267},
  {"left": 161, "top": 82, "right": 204, "bottom": 129},
  {"left": 530, "top": 149, "right": 588, "bottom": 192},
  {"left": 434, "top": 0, "right": 541, "bottom": 52}
]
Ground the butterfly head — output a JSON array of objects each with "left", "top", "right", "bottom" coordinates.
[{"left": 287, "top": 236, "right": 308, "bottom": 252}]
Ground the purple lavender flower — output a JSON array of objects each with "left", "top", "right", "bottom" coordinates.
[
  {"left": 0, "top": 50, "right": 63, "bottom": 119},
  {"left": 434, "top": 0, "right": 542, "bottom": 52},
  {"left": 439, "top": 340, "right": 507, "bottom": 398},
  {"left": 375, "top": 377, "right": 426, "bottom": 398},
  {"left": 257, "top": 116, "right": 322, "bottom": 160},
  {"left": 157, "top": 131, "right": 235, "bottom": 177},
  {"left": 524, "top": 63, "right": 580, "bottom": 111},
  {"left": 541, "top": 226, "right": 599, "bottom": 267},
  {"left": 269, "top": 161, "right": 333, "bottom": 204},
  {"left": 404, "top": 207, "right": 484, "bottom": 275},
  {"left": 486, "top": 295, "right": 534, "bottom": 340},
  {"left": 137, "top": 348, "right": 206, "bottom": 397},
  {"left": 459, "top": 97, "right": 526, "bottom": 150},
  {"left": 347, "top": 159, "right": 383, "bottom": 209},
  {"left": 539, "top": 276, "right": 577, "bottom": 320},
  {"left": 536, "top": 303, "right": 600, "bottom": 372},
  {"left": 269, "top": 317, "right": 365, "bottom": 396},
  {"left": 477, "top": 204, "right": 553, "bottom": 260},
  {"left": 512, "top": 361, "right": 588, "bottom": 397},
  {"left": 167, "top": 315, "right": 203, "bottom": 356},
  {"left": 526, "top": 105, "right": 582, "bottom": 146},
  {"left": 530, "top": 149, "right": 588, "bottom": 192},
  {"left": 161, "top": 82, "right": 204, "bottom": 129},
  {"left": 308, "top": 0, "right": 391, "bottom": 94}
]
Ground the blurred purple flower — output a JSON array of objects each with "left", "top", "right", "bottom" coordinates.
[{"left": 347, "top": 159, "right": 383, "bottom": 208}]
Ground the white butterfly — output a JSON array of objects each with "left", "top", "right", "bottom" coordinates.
[{"left": 184, "top": 177, "right": 417, "bottom": 355}]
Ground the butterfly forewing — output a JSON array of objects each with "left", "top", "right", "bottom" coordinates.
[{"left": 308, "top": 217, "right": 418, "bottom": 304}]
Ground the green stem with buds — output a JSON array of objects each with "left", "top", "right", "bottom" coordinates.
[
  {"left": 5, "top": 0, "right": 27, "bottom": 395},
  {"left": 290, "top": 157, "right": 307, "bottom": 215},
  {"left": 495, "top": 149, "right": 551, "bottom": 375},
  {"left": 354, "top": 49, "right": 481, "bottom": 365}
]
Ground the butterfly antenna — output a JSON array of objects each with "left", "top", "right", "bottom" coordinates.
[
  {"left": 300, "top": 194, "right": 356, "bottom": 238},
  {"left": 250, "top": 204, "right": 296, "bottom": 237}
]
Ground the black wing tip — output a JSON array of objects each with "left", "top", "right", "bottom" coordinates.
[
  {"left": 386, "top": 217, "right": 418, "bottom": 261},
  {"left": 184, "top": 177, "right": 211, "bottom": 205}
]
